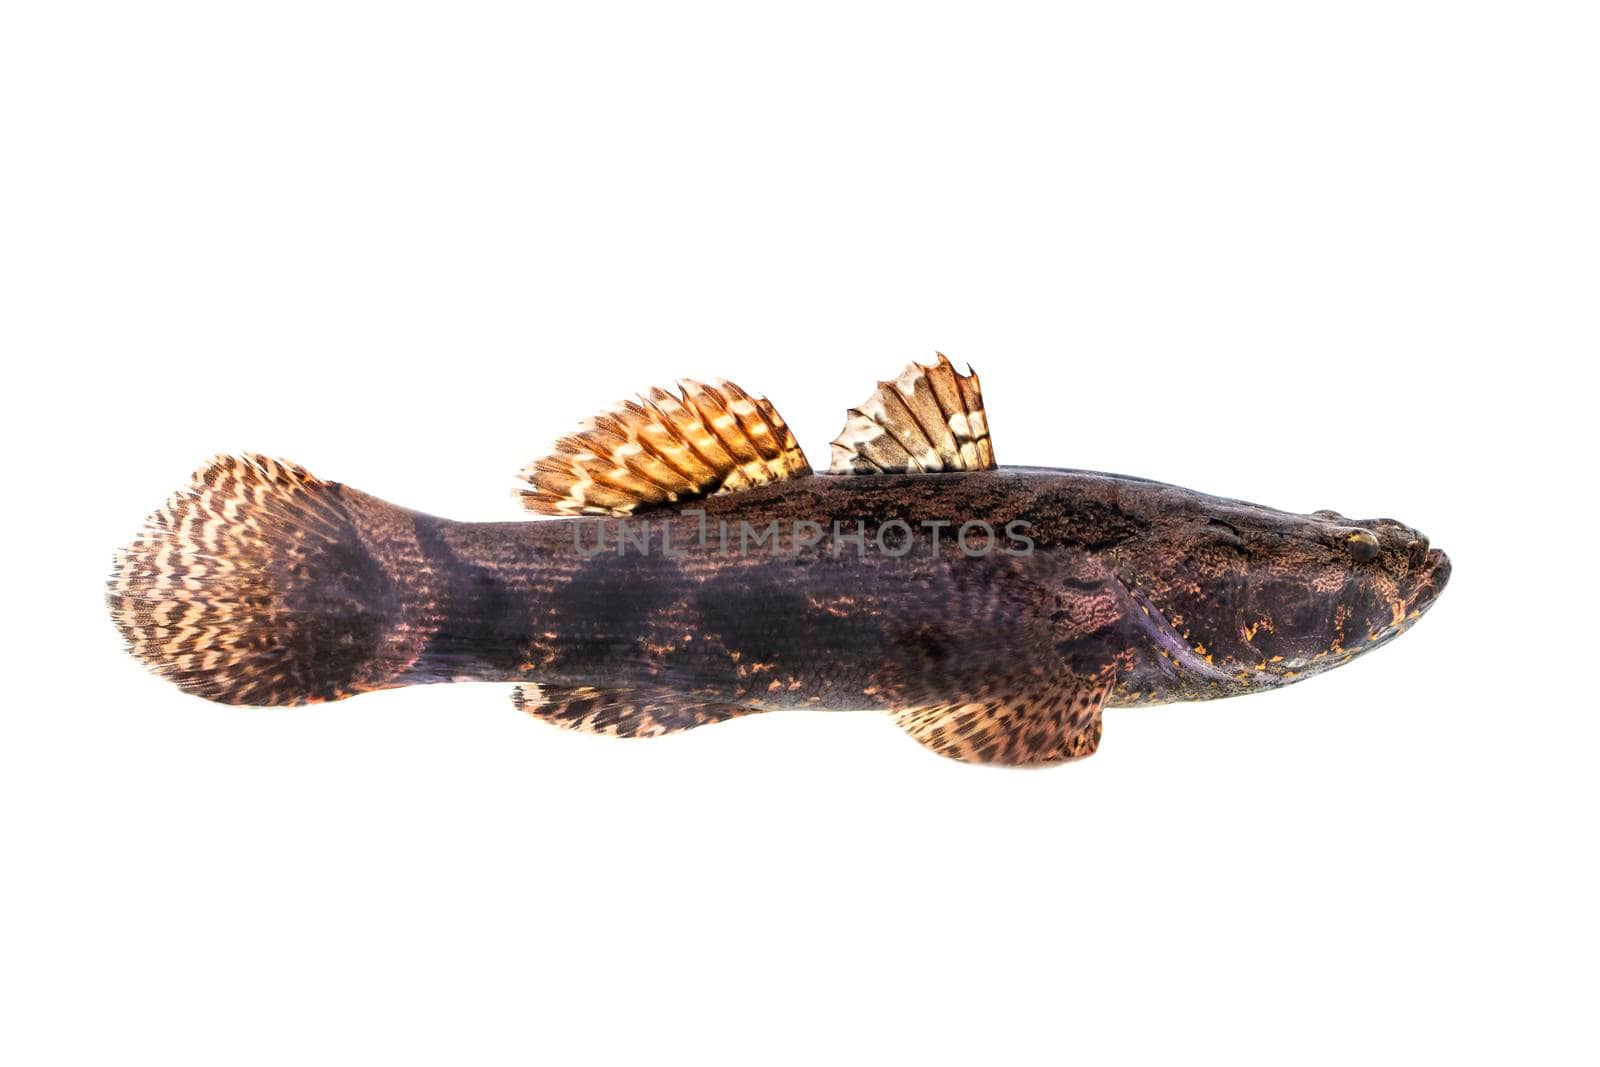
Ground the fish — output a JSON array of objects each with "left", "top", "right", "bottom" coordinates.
[{"left": 108, "top": 354, "right": 1450, "bottom": 766}]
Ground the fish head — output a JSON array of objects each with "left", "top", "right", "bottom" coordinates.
[{"left": 1113, "top": 495, "right": 1450, "bottom": 688}]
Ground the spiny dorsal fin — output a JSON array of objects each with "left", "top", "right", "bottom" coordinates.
[
  {"left": 829, "top": 353, "right": 994, "bottom": 473},
  {"left": 518, "top": 379, "right": 812, "bottom": 516}
]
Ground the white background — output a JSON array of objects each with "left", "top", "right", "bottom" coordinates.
[{"left": 3, "top": 3, "right": 1596, "bottom": 1064}]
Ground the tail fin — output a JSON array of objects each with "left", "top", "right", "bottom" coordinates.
[{"left": 108, "top": 454, "right": 431, "bottom": 706}]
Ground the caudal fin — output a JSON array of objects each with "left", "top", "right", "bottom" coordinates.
[{"left": 108, "top": 454, "right": 431, "bottom": 706}]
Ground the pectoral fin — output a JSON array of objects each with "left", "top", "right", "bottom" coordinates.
[
  {"left": 518, "top": 379, "right": 812, "bottom": 516},
  {"left": 830, "top": 353, "right": 995, "bottom": 473},
  {"left": 892, "top": 677, "right": 1110, "bottom": 766},
  {"left": 513, "top": 684, "right": 759, "bottom": 737}
]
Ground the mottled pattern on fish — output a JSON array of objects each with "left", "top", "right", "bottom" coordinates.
[{"left": 109, "top": 356, "right": 1449, "bottom": 766}]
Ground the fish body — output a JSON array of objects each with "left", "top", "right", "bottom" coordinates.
[{"left": 110, "top": 357, "right": 1449, "bottom": 765}]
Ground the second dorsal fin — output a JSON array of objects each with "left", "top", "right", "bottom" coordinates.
[
  {"left": 518, "top": 379, "right": 813, "bottom": 516},
  {"left": 829, "top": 353, "right": 995, "bottom": 473}
]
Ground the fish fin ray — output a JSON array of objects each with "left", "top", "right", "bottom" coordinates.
[
  {"left": 892, "top": 677, "right": 1108, "bottom": 765},
  {"left": 519, "top": 380, "right": 812, "bottom": 516},
  {"left": 512, "top": 684, "right": 759, "bottom": 738},
  {"left": 829, "top": 353, "right": 994, "bottom": 473}
]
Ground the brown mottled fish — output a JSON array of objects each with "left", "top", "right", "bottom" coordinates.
[{"left": 109, "top": 355, "right": 1449, "bottom": 766}]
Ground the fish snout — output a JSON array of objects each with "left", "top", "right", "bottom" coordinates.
[{"left": 1410, "top": 547, "right": 1450, "bottom": 613}]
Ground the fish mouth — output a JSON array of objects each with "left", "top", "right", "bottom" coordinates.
[
  {"left": 1111, "top": 544, "right": 1451, "bottom": 692},
  {"left": 1340, "top": 546, "right": 1449, "bottom": 660},
  {"left": 1409, "top": 547, "right": 1451, "bottom": 615}
]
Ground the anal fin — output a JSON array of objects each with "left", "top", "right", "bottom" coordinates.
[{"left": 513, "top": 684, "right": 758, "bottom": 738}]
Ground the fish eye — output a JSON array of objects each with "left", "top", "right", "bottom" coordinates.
[{"left": 1345, "top": 529, "right": 1381, "bottom": 563}]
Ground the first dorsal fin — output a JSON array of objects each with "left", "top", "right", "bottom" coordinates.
[
  {"left": 829, "top": 353, "right": 995, "bottom": 473},
  {"left": 518, "top": 379, "right": 813, "bottom": 516}
]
